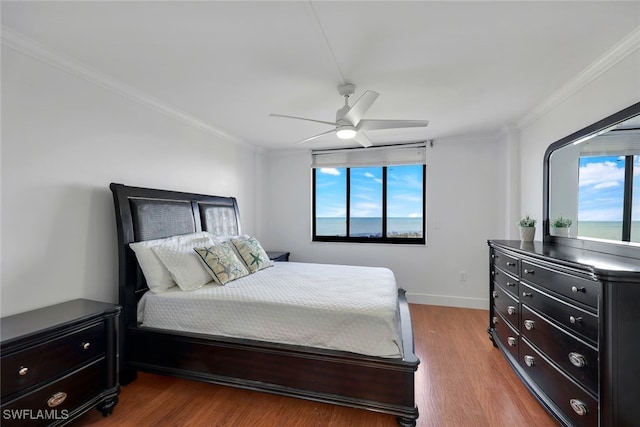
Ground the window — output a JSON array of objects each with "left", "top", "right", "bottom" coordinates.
[
  {"left": 577, "top": 154, "right": 638, "bottom": 242},
  {"left": 312, "top": 144, "right": 426, "bottom": 244}
]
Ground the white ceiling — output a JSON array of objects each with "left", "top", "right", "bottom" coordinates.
[{"left": 2, "top": 1, "right": 639, "bottom": 150}]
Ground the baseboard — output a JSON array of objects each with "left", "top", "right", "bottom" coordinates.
[{"left": 406, "top": 293, "right": 489, "bottom": 310}]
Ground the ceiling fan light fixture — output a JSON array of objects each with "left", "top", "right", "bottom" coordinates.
[{"left": 336, "top": 125, "right": 357, "bottom": 139}]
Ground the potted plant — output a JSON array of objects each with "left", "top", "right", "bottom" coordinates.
[
  {"left": 518, "top": 215, "right": 536, "bottom": 242},
  {"left": 551, "top": 216, "right": 572, "bottom": 237}
]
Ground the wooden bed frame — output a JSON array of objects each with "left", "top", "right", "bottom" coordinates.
[{"left": 110, "top": 183, "right": 420, "bottom": 426}]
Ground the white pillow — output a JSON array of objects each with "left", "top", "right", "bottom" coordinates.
[
  {"left": 152, "top": 234, "right": 216, "bottom": 291},
  {"left": 129, "top": 231, "right": 211, "bottom": 293}
]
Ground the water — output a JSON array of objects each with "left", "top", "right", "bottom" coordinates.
[
  {"left": 577, "top": 221, "right": 640, "bottom": 243},
  {"left": 316, "top": 217, "right": 423, "bottom": 238}
]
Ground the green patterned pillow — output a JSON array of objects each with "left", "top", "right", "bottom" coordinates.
[
  {"left": 230, "top": 236, "right": 271, "bottom": 273},
  {"left": 194, "top": 243, "right": 249, "bottom": 285}
]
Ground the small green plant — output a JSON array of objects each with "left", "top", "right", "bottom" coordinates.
[
  {"left": 552, "top": 216, "right": 572, "bottom": 228},
  {"left": 518, "top": 215, "right": 537, "bottom": 228}
]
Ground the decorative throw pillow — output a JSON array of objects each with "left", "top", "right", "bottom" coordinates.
[
  {"left": 194, "top": 243, "right": 249, "bottom": 285},
  {"left": 230, "top": 236, "right": 272, "bottom": 273},
  {"left": 151, "top": 234, "right": 216, "bottom": 291},
  {"left": 129, "top": 231, "right": 212, "bottom": 293}
]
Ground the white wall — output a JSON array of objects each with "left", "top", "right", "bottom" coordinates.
[
  {"left": 1, "top": 48, "right": 265, "bottom": 316},
  {"left": 520, "top": 50, "right": 640, "bottom": 238},
  {"left": 262, "top": 136, "right": 506, "bottom": 309}
]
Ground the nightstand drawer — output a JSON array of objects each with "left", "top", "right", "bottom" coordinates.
[
  {"left": 1, "top": 322, "right": 105, "bottom": 398},
  {"left": 1, "top": 358, "right": 105, "bottom": 427}
]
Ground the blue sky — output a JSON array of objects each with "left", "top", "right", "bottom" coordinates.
[
  {"left": 315, "top": 165, "right": 423, "bottom": 218},
  {"left": 578, "top": 155, "right": 640, "bottom": 221}
]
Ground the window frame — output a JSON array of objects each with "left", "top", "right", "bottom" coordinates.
[
  {"left": 577, "top": 154, "right": 636, "bottom": 242},
  {"left": 312, "top": 164, "right": 426, "bottom": 245}
]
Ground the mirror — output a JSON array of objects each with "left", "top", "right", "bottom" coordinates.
[{"left": 544, "top": 102, "right": 640, "bottom": 254}]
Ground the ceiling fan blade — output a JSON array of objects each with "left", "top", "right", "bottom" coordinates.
[
  {"left": 357, "top": 119, "right": 429, "bottom": 132},
  {"left": 270, "top": 113, "right": 336, "bottom": 127},
  {"left": 295, "top": 129, "right": 336, "bottom": 144},
  {"left": 353, "top": 131, "right": 373, "bottom": 148},
  {"left": 343, "top": 91, "right": 379, "bottom": 126}
]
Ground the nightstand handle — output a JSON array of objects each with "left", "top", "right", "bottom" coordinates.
[
  {"left": 18, "top": 366, "right": 29, "bottom": 376},
  {"left": 47, "top": 392, "right": 67, "bottom": 407},
  {"left": 82, "top": 342, "right": 91, "bottom": 350}
]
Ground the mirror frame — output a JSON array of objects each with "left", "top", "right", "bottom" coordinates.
[{"left": 543, "top": 101, "right": 640, "bottom": 259}]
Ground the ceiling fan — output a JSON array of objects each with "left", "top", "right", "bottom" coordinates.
[{"left": 270, "top": 84, "right": 429, "bottom": 148}]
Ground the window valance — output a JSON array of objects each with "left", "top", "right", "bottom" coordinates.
[{"left": 311, "top": 142, "right": 426, "bottom": 168}]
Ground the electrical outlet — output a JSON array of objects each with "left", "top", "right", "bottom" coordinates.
[{"left": 459, "top": 271, "right": 467, "bottom": 281}]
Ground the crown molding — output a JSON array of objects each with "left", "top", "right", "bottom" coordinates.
[
  {"left": 517, "top": 25, "right": 640, "bottom": 131},
  {"left": 1, "top": 26, "right": 248, "bottom": 146}
]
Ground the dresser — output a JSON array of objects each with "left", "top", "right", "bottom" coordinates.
[
  {"left": 1, "top": 299, "right": 120, "bottom": 426},
  {"left": 488, "top": 240, "right": 640, "bottom": 427}
]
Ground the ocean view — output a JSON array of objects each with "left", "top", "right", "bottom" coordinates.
[
  {"left": 316, "top": 217, "right": 423, "bottom": 238},
  {"left": 577, "top": 221, "right": 640, "bottom": 242}
]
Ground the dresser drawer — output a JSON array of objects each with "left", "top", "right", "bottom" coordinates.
[
  {"left": 521, "top": 260, "right": 599, "bottom": 309},
  {"left": 492, "top": 249, "right": 519, "bottom": 276},
  {"left": 493, "top": 266, "right": 519, "bottom": 298},
  {"left": 1, "top": 322, "right": 105, "bottom": 398},
  {"left": 493, "top": 310, "right": 519, "bottom": 362},
  {"left": 521, "top": 304, "right": 598, "bottom": 394},
  {"left": 493, "top": 284, "right": 519, "bottom": 329},
  {"left": 1, "top": 358, "right": 105, "bottom": 427},
  {"left": 520, "top": 339, "right": 597, "bottom": 427},
  {"left": 520, "top": 282, "right": 598, "bottom": 344}
]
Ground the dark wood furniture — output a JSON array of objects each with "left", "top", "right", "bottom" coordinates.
[
  {"left": 110, "top": 183, "right": 419, "bottom": 427},
  {"left": 488, "top": 240, "right": 640, "bottom": 427},
  {"left": 266, "top": 251, "right": 290, "bottom": 262},
  {"left": 0, "top": 299, "right": 120, "bottom": 426}
]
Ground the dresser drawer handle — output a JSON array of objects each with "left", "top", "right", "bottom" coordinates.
[
  {"left": 524, "top": 320, "right": 535, "bottom": 330},
  {"left": 492, "top": 291, "right": 499, "bottom": 298},
  {"left": 507, "top": 337, "right": 517, "bottom": 347},
  {"left": 507, "top": 306, "right": 516, "bottom": 315},
  {"left": 569, "top": 352, "right": 587, "bottom": 368},
  {"left": 523, "top": 269, "right": 534, "bottom": 274},
  {"left": 493, "top": 254, "right": 499, "bottom": 259},
  {"left": 506, "top": 281, "right": 516, "bottom": 287},
  {"left": 571, "top": 286, "right": 586, "bottom": 293},
  {"left": 492, "top": 316, "right": 499, "bottom": 325},
  {"left": 82, "top": 342, "right": 91, "bottom": 350},
  {"left": 18, "top": 366, "right": 29, "bottom": 376},
  {"left": 570, "top": 399, "right": 588, "bottom": 416},
  {"left": 524, "top": 355, "right": 535, "bottom": 367},
  {"left": 47, "top": 392, "right": 67, "bottom": 408},
  {"left": 569, "top": 316, "right": 583, "bottom": 324},
  {"left": 522, "top": 292, "right": 532, "bottom": 298},
  {"left": 506, "top": 262, "right": 516, "bottom": 267}
]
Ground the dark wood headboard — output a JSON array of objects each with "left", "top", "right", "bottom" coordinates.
[{"left": 109, "top": 183, "right": 241, "bottom": 329}]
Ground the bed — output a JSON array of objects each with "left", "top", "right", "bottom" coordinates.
[{"left": 110, "top": 183, "right": 420, "bottom": 426}]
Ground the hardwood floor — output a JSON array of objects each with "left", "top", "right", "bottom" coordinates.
[{"left": 75, "top": 305, "right": 558, "bottom": 426}]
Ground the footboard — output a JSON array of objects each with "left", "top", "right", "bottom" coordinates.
[{"left": 122, "top": 289, "right": 419, "bottom": 425}]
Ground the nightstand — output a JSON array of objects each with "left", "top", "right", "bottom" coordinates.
[
  {"left": 1, "top": 299, "right": 120, "bottom": 426},
  {"left": 267, "top": 251, "right": 290, "bottom": 262}
]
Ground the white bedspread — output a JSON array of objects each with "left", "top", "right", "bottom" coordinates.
[{"left": 137, "top": 262, "right": 403, "bottom": 358}]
